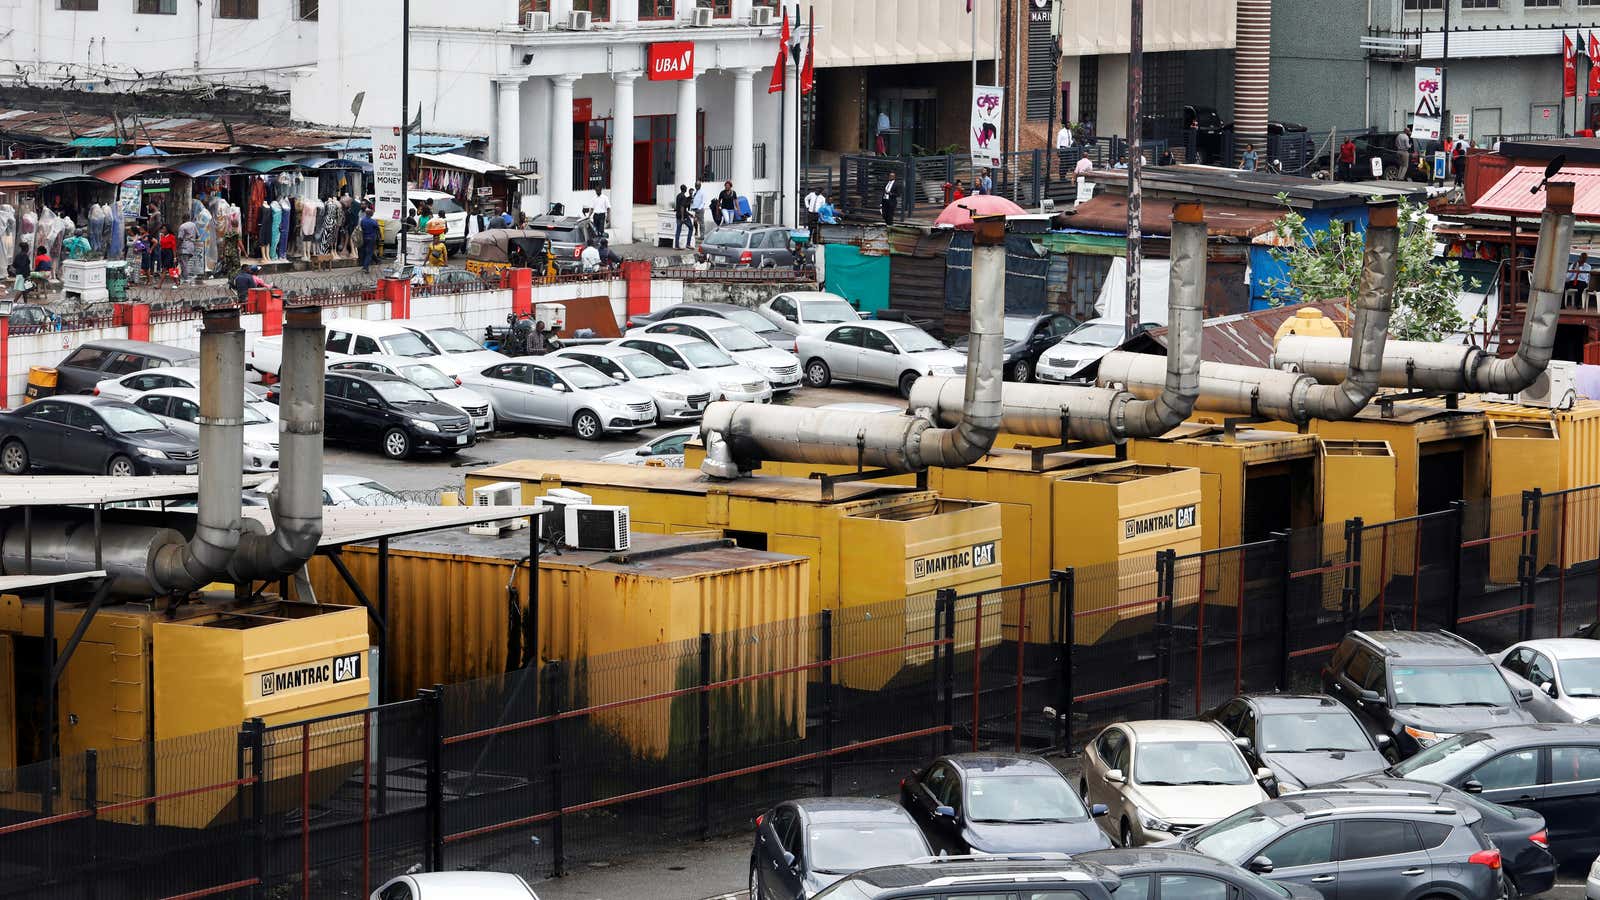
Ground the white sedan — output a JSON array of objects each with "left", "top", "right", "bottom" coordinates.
[
  {"left": 616, "top": 334, "right": 773, "bottom": 403},
  {"left": 369, "top": 871, "right": 538, "bottom": 899},
  {"left": 757, "top": 291, "right": 864, "bottom": 337},
  {"left": 250, "top": 474, "right": 414, "bottom": 508},
  {"left": 797, "top": 321, "right": 967, "bottom": 397},
  {"left": 131, "top": 388, "right": 280, "bottom": 472},
  {"left": 328, "top": 355, "right": 494, "bottom": 435},
  {"left": 1496, "top": 638, "right": 1600, "bottom": 721},
  {"left": 397, "top": 321, "right": 511, "bottom": 377},
  {"left": 459, "top": 357, "right": 656, "bottom": 440},
  {"left": 1035, "top": 318, "right": 1133, "bottom": 384},
  {"left": 94, "top": 366, "right": 277, "bottom": 418},
  {"left": 630, "top": 316, "right": 802, "bottom": 391},
  {"left": 600, "top": 426, "right": 698, "bottom": 467},
  {"left": 549, "top": 345, "right": 713, "bottom": 422}
]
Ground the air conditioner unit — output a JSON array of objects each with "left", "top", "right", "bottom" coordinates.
[
  {"left": 567, "top": 10, "right": 592, "bottom": 30},
  {"left": 469, "top": 481, "right": 526, "bottom": 535},
  {"left": 1484, "top": 360, "right": 1578, "bottom": 410},
  {"left": 690, "top": 5, "right": 713, "bottom": 25},
  {"left": 750, "top": 5, "right": 775, "bottom": 26},
  {"left": 564, "top": 504, "right": 631, "bottom": 552},
  {"left": 526, "top": 10, "right": 550, "bottom": 30},
  {"left": 539, "top": 488, "right": 594, "bottom": 542}
]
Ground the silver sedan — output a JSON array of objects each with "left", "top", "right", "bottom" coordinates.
[
  {"left": 459, "top": 358, "right": 656, "bottom": 440},
  {"left": 796, "top": 321, "right": 967, "bottom": 397},
  {"left": 549, "top": 345, "right": 714, "bottom": 422}
]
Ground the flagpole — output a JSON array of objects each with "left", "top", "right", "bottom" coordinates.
[{"left": 399, "top": 0, "right": 410, "bottom": 266}]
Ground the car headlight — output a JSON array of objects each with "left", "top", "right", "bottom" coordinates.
[
  {"left": 1275, "top": 780, "right": 1302, "bottom": 794},
  {"left": 927, "top": 365, "right": 958, "bottom": 376},
  {"left": 136, "top": 446, "right": 168, "bottom": 460},
  {"left": 658, "top": 391, "right": 686, "bottom": 402},
  {"left": 1137, "top": 809, "right": 1173, "bottom": 833},
  {"left": 245, "top": 440, "right": 273, "bottom": 452},
  {"left": 410, "top": 419, "right": 440, "bottom": 432},
  {"left": 599, "top": 397, "right": 628, "bottom": 411},
  {"left": 1403, "top": 725, "right": 1445, "bottom": 747},
  {"left": 720, "top": 381, "right": 746, "bottom": 392}
]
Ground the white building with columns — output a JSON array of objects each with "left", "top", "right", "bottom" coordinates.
[{"left": 296, "top": 0, "right": 801, "bottom": 243}]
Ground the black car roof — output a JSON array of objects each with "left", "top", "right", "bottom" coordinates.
[
  {"left": 840, "top": 858, "right": 1118, "bottom": 893},
  {"left": 1348, "top": 630, "right": 1487, "bottom": 663},
  {"left": 1450, "top": 723, "right": 1600, "bottom": 747},
  {"left": 788, "top": 797, "right": 913, "bottom": 823},
  {"left": 329, "top": 370, "right": 407, "bottom": 383},
  {"left": 74, "top": 339, "right": 196, "bottom": 359},
  {"left": 1076, "top": 847, "right": 1252, "bottom": 877},
  {"left": 1239, "top": 693, "right": 1346, "bottom": 714},
  {"left": 942, "top": 752, "right": 1060, "bottom": 776},
  {"left": 1258, "top": 791, "right": 1479, "bottom": 824}
]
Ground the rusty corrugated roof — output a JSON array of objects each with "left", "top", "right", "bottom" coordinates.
[
  {"left": 1132, "top": 300, "right": 1354, "bottom": 368},
  {"left": 0, "top": 106, "right": 350, "bottom": 150},
  {"left": 1068, "top": 194, "right": 1284, "bottom": 239}
]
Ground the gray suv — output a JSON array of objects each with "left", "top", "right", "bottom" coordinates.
[
  {"left": 699, "top": 224, "right": 798, "bottom": 269},
  {"left": 810, "top": 855, "right": 1120, "bottom": 900},
  {"left": 1179, "top": 790, "right": 1503, "bottom": 900}
]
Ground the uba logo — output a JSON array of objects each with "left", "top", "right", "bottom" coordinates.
[{"left": 648, "top": 41, "right": 695, "bottom": 81}]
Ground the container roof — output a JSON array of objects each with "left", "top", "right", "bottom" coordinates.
[
  {"left": 1067, "top": 195, "right": 1283, "bottom": 239},
  {"left": 240, "top": 504, "right": 550, "bottom": 548},
  {"left": 471, "top": 460, "right": 929, "bottom": 504},
  {"left": 0, "top": 475, "right": 265, "bottom": 507},
  {"left": 364, "top": 530, "right": 805, "bottom": 577},
  {"left": 0, "top": 571, "right": 107, "bottom": 593}
]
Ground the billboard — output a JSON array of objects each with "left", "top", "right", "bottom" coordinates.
[{"left": 971, "top": 84, "right": 1005, "bottom": 168}]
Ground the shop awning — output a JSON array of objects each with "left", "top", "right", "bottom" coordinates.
[
  {"left": 91, "top": 161, "right": 165, "bottom": 184},
  {"left": 1474, "top": 165, "right": 1600, "bottom": 219},
  {"left": 171, "top": 158, "right": 243, "bottom": 177},
  {"left": 242, "top": 157, "right": 301, "bottom": 173},
  {"left": 0, "top": 179, "right": 40, "bottom": 190},
  {"left": 413, "top": 152, "right": 507, "bottom": 176},
  {"left": 69, "top": 136, "right": 121, "bottom": 149},
  {"left": 294, "top": 156, "right": 374, "bottom": 172},
  {"left": 23, "top": 169, "right": 103, "bottom": 186}
]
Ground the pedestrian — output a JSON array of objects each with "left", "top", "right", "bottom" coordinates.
[
  {"left": 978, "top": 168, "right": 993, "bottom": 195},
  {"left": 1074, "top": 154, "right": 1093, "bottom": 180},
  {"left": 1338, "top": 136, "right": 1357, "bottom": 181},
  {"left": 62, "top": 228, "right": 90, "bottom": 261},
  {"left": 804, "top": 188, "right": 821, "bottom": 228},
  {"left": 881, "top": 172, "right": 901, "bottom": 226},
  {"left": 145, "top": 202, "right": 163, "bottom": 240},
  {"left": 952, "top": 180, "right": 966, "bottom": 202},
  {"left": 32, "top": 244, "right": 52, "bottom": 277},
  {"left": 359, "top": 205, "right": 379, "bottom": 273},
  {"left": 876, "top": 109, "right": 891, "bottom": 155},
  {"left": 580, "top": 240, "right": 601, "bottom": 273},
  {"left": 1568, "top": 252, "right": 1592, "bottom": 293},
  {"left": 1395, "top": 125, "right": 1413, "bottom": 174},
  {"left": 817, "top": 195, "right": 839, "bottom": 225},
  {"left": 1056, "top": 123, "right": 1075, "bottom": 178},
  {"left": 1158, "top": 148, "right": 1175, "bottom": 167},
  {"left": 717, "top": 181, "right": 738, "bottom": 227},
  {"left": 509, "top": 242, "right": 528, "bottom": 269},
  {"left": 157, "top": 225, "right": 177, "bottom": 288},
  {"left": 691, "top": 180, "right": 712, "bottom": 239},
  {"left": 599, "top": 238, "right": 623, "bottom": 270},
  {"left": 178, "top": 214, "right": 199, "bottom": 281},
  {"left": 231, "top": 265, "right": 257, "bottom": 303},
  {"left": 1451, "top": 134, "right": 1469, "bottom": 187},
  {"left": 1240, "top": 143, "right": 1259, "bottom": 171},
  {"left": 674, "top": 184, "right": 694, "bottom": 249},
  {"left": 590, "top": 187, "right": 610, "bottom": 238},
  {"left": 134, "top": 228, "right": 153, "bottom": 284}
]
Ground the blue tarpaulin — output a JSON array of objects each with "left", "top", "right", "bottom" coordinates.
[
  {"left": 823, "top": 244, "right": 889, "bottom": 313},
  {"left": 943, "top": 232, "right": 1049, "bottom": 313}
]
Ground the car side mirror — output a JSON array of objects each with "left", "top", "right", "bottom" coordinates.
[
  {"left": 1358, "top": 688, "right": 1384, "bottom": 705},
  {"left": 89, "top": 424, "right": 105, "bottom": 435},
  {"left": 1091, "top": 803, "right": 1109, "bottom": 818},
  {"left": 1233, "top": 736, "right": 1253, "bottom": 752},
  {"left": 780, "top": 850, "right": 796, "bottom": 869},
  {"left": 934, "top": 805, "right": 956, "bottom": 819},
  {"left": 1376, "top": 733, "right": 1393, "bottom": 746},
  {"left": 636, "top": 447, "right": 651, "bottom": 456},
  {"left": 1516, "top": 686, "right": 1535, "bottom": 702},
  {"left": 553, "top": 383, "right": 570, "bottom": 392},
  {"left": 1247, "top": 856, "right": 1274, "bottom": 875},
  {"left": 1462, "top": 779, "right": 1484, "bottom": 794},
  {"left": 365, "top": 397, "right": 383, "bottom": 408},
  {"left": 1540, "top": 681, "right": 1558, "bottom": 698},
  {"left": 1256, "top": 767, "right": 1275, "bottom": 783},
  {"left": 1104, "top": 769, "right": 1126, "bottom": 785}
]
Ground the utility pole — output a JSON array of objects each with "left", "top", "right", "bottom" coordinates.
[
  {"left": 399, "top": 0, "right": 411, "bottom": 264},
  {"left": 1440, "top": 0, "right": 1450, "bottom": 142},
  {"left": 1126, "top": 0, "right": 1143, "bottom": 338}
]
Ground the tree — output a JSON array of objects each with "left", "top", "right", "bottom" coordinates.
[{"left": 1262, "top": 198, "right": 1465, "bottom": 342}]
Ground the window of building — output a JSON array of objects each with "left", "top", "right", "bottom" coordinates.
[
  {"left": 574, "top": 0, "right": 610, "bottom": 21},
  {"left": 519, "top": 0, "right": 551, "bottom": 16},
  {"left": 215, "top": 0, "right": 257, "bottom": 18},
  {"left": 697, "top": 0, "right": 732, "bottom": 17},
  {"left": 1580, "top": 0, "right": 1600, "bottom": 7},
  {"left": 1077, "top": 56, "right": 1099, "bottom": 133},
  {"left": 1524, "top": 0, "right": 1560, "bottom": 6},
  {"left": 1460, "top": 0, "right": 1500, "bottom": 8},
  {"left": 57, "top": 0, "right": 97, "bottom": 9},
  {"left": 135, "top": 0, "right": 175, "bottom": 12},
  {"left": 1403, "top": 0, "right": 1444, "bottom": 9},
  {"left": 639, "top": 0, "right": 674, "bottom": 18},
  {"left": 297, "top": 0, "right": 318, "bottom": 20}
]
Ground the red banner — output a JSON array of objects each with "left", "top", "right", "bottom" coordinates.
[
  {"left": 646, "top": 41, "right": 695, "bottom": 81},
  {"left": 1589, "top": 32, "right": 1600, "bottom": 97},
  {"left": 767, "top": 8, "right": 789, "bottom": 94},
  {"left": 1565, "top": 31, "right": 1577, "bottom": 99}
]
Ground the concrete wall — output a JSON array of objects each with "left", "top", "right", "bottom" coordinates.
[
  {"left": 810, "top": 0, "right": 999, "bottom": 68},
  {"left": 1268, "top": 0, "right": 1366, "bottom": 132},
  {"left": 1369, "top": 56, "right": 1566, "bottom": 138},
  {"left": 1060, "top": 0, "right": 1236, "bottom": 56}
]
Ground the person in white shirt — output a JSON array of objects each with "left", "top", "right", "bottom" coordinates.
[
  {"left": 690, "top": 181, "right": 711, "bottom": 240},
  {"left": 1056, "top": 125, "right": 1074, "bottom": 178},
  {"left": 804, "top": 189, "right": 821, "bottom": 227},
  {"left": 1074, "top": 155, "right": 1094, "bottom": 179},
  {"left": 590, "top": 188, "right": 611, "bottom": 239},
  {"left": 580, "top": 241, "right": 601, "bottom": 273},
  {"left": 881, "top": 175, "right": 901, "bottom": 225}
]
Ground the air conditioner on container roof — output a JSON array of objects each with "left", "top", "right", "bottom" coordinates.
[
  {"left": 469, "top": 481, "right": 526, "bottom": 535},
  {"left": 1484, "top": 360, "right": 1577, "bottom": 411},
  {"left": 565, "top": 504, "right": 630, "bottom": 552}
]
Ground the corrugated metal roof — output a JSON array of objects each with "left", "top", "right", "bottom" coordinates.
[
  {"left": 1419, "top": 27, "right": 1561, "bottom": 60},
  {"left": 1068, "top": 195, "right": 1283, "bottom": 238},
  {"left": 1132, "top": 300, "right": 1354, "bottom": 367},
  {"left": 1091, "top": 166, "right": 1431, "bottom": 209},
  {"left": 0, "top": 106, "right": 355, "bottom": 151},
  {"left": 886, "top": 226, "right": 953, "bottom": 258},
  {"left": 241, "top": 504, "right": 550, "bottom": 548},
  {"left": 0, "top": 571, "right": 107, "bottom": 593},
  {"left": 413, "top": 152, "right": 508, "bottom": 176},
  {"left": 1474, "top": 166, "right": 1600, "bottom": 220},
  {"left": 0, "top": 475, "right": 267, "bottom": 507}
]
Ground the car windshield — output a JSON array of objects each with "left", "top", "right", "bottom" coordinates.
[
  {"left": 1559, "top": 657, "right": 1600, "bottom": 697},
  {"left": 965, "top": 775, "right": 1088, "bottom": 823},
  {"left": 1135, "top": 741, "right": 1252, "bottom": 785},
  {"left": 681, "top": 342, "right": 736, "bottom": 368},
  {"left": 1390, "top": 664, "right": 1513, "bottom": 707},
  {"left": 399, "top": 364, "right": 457, "bottom": 392},
  {"left": 710, "top": 326, "right": 767, "bottom": 352},
  {"left": 1258, "top": 712, "right": 1373, "bottom": 753},
  {"left": 1390, "top": 733, "right": 1498, "bottom": 781},
  {"left": 720, "top": 308, "right": 778, "bottom": 334},
  {"left": 890, "top": 329, "right": 946, "bottom": 353},
  {"left": 378, "top": 332, "right": 437, "bottom": 358},
  {"left": 372, "top": 380, "right": 436, "bottom": 404},
  {"left": 244, "top": 384, "right": 270, "bottom": 401},
  {"left": 241, "top": 405, "right": 271, "bottom": 425},
  {"left": 800, "top": 301, "right": 860, "bottom": 324},
  {"left": 615, "top": 352, "right": 675, "bottom": 379},
  {"left": 1063, "top": 322, "right": 1126, "bottom": 347},
  {"left": 1002, "top": 318, "right": 1035, "bottom": 342},
  {"left": 100, "top": 405, "right": 167, "bottom": 434},
  {"left": 1186, "top": 809, "right": 1283, "bottom": 862},
  {"left": 704, "top": 231, "right": 747, "bottom": 248},
  {"left": 806, "top": 822, "right": 929, "bottom": 875},
  {"left": 556, "top": 364, "right": 616, "bottom": 389},
  {"left": 424, "top": 328, "right": 483, "bottom": 354},
  {"left": 343, "top": 481, "right": 406, "bottom": 507}
]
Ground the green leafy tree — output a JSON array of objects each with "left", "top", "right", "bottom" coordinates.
[{"left": 1262, "top": 198, "right": 1465, "bottom": 341}]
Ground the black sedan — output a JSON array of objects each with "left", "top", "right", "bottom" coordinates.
[
  {"left": 899, "top": 752, "right": 1111, "bottom": 856},
  {"left": 751, "top": 798, "right": 931, "bottom": 900},
  {"left": 0, "top": 395, "right": 200, "bottom": 476},
  {"left": 319, "top": 371, "right": 476, "bottom": 460},
  {"left": 1077, "top": 847, "right": 1323, "bottom": 900},
  {"left": 953, "top": 312, "right": 1078, "bottom": 383},
  {"left": 1201, "top": 693, "right": 1393, "bottom": 795}
]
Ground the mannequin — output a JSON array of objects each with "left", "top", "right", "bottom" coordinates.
[
  {"left": 258, "top": 201, "right": 275, "bottom": 259},
  {"left": 276, "top": 199, "right": 290, "bottom": 259},
  {"left": 321, "top": 196, "right": 342, "bottom": 256}
]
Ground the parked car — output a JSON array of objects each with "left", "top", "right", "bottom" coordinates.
[
  {"left": 798, "top": 321, "right": 968, "bottom": 398},
  {"left": 459, "top": 358, "right": 656, "bottom": 440},
  {"left": 633, "top": 316, "right": 802, "bottom": 391},
  {"left": 1345, "top": 132, "right": 1437, "bottom": 182},
  {"left": 758, "top": 292, "right": 864, "bottom": 338},
  {"left": 0, "top": 395, "right": 199, "bottom": 476},
  {"left": 328, "top": 355, "right": 494, "bottom": 435},
  {"left": 1495, "top": 639, "right": 1600, "bottom": 722},
  {"left": 380, "top": 189, "right": 469, "bottom": 253},
  {"left": 899, "top": 753, "right": 1111, "bottom": 856},
  {"left": 551, "top": 345, "right": 712, "bottom": 421},
  {"left": 1200, "top": 693, "right": 1393, "bottom": 795},
  {"left": 321, "top": 370, "right": 475, "bottom": 459},
  {"left": 751, "top": 798, "right": 932, "bottom": 900},
  {"left": 132, "top": 388, "right": 279, "bottom": 473},
  {"left": 523, "top": 215, "right": 599, "bottom": 273},
  {"left": 1387, "top": 723, "right": 1600, "bottom": 864},
  {"left": 1320, "top": 777, "right": 1556, "bottom": 898},
  {"left": 599, "top": 426, "right": 697, "bottom": 467},
  {"left": 1179, "top": 788, "right": 1502, "bottom": 900},
  {"left": 250, "top": 473, "right": 413, "bottom": 508},
  {"left": 5, "top": 303, "right": 56, "bottom": 334},
  {"left": 53, "top": 339, "right": 199, "bottom": 395},
  {"left": 430, "top": 267, "right": 485, "bottom": 286},
  {"left": 808, "top": 855, "right": 1122, "bottom": 900},
  {"left": 1589, "top": 855, "right": 1600, "bottom": 900},
  {"left": 368, "top": 870, "right": 539, "bottom": 900},
  {"left": 627, "top": 301, "right": 796, "bottom": 353},
  {"left": 616, "top": 334, "right": 773, "bottom": 403},
  {"left": 1080, "top": 720, "right": 1272, "bottom": 847},
  {"left": 396, "top": 320, "right": 510, "bottom": 377},
  {"left": 699, "top": 223, "right": 797, "bottom": 268},
  {"left": 252, "top": 318, "right": 437, "bottom": 378},
  {"left": 1075, "top": 847, "right": 1322, "bottom": 900},
  {"left": 1321, "top": 630, "right": 1541, "bottom": 759},
  {"left": 952, "top": 312, "right": 1078, "bottom": 383},
  {"left": 1034, "top": 319, "right": 1130, "bottom": 384},
  {"left": 94, "top": 366, "right": 277, "bottom": 418}
]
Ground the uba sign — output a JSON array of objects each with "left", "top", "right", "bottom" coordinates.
[{"left": 648, "top": 41, "right": 695, "bottom": 81}]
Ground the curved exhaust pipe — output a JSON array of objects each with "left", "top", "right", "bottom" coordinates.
[
  {"left": 700, "top": 217, "right": 1006, "bottom": 477},
  {"left": 1274, "top": 182, "right": 1575, "bottom": 395}
]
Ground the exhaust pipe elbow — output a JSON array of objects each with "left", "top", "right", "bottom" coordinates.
[
  {"left": 1303, "top": 201, "right": 1400, "bottom": 420},
  {"left": 1117, "top": 202, "right": 1206, "bottom": 437},
  {"left": 1471, "top": 180, "right": 1575, "bottom": 394}
]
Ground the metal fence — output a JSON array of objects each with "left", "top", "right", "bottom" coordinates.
[{"left": 703, "top": 144, "right": 769, "bottom": 183}]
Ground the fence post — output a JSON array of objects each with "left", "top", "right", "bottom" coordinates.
[
  {"left": 698, "top": 632, "right": 713, "bottom": 841},
  {"left": 420, "top": 685, "right": 444, "bottom": 873},
  {"left": 244, "top": 718, "right": 267, "bottom": 899},
  {"left": 971, "top": 586, "right": 985, "bottom": 751},
  {"left": 819, "top": 609, "right": 835, "bottom": 796},
  {"left": 1031, "top": 149, "right": 1044, "bottom": 207},
  {"left": 1343, "top": 517, "right": 1364, "bottom": 632},
  {"left": 1055, "top": 569, "right": 1075, "bottom": 753},
  {"left": 1520, "top": 489, "right": 1543, "bottom": 642},
  {"left": 1273, "top": 531, "right": 1294, "bottom": 690},
  {"left": 1447, "top": 501, "right": 1467, "bottom": 630},
  {"left": 1155, "top": 550, "right": 1175, "bottom": 718},
  {"left": 543, "top": 661, "right": 566, "bottom": 878},
  {"left": 938, "top": 587, "right": 957, "bottom": 755},
  {"left": 84, "top": 748, "right": 97, "bottom": 900}
]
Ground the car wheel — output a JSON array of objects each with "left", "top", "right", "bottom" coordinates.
[
  {"left": 898, "top": 371, "right": 919, "bottom": 399},
  {"left": 1120, "top": 819, "right": 1133, "bottom": 848},
  {"left": 1009, "top": 358, "right": 1033, "bottom": 383},
  {"left": 1500, "top": 873, "right": 1520, "bottom": 899},
  {"left": 106, "top": 455, "right": 136, "bottom": 477},
  {"left": 381, "top": 428, "right": 412, "bottom": 460},
  {"left": 1384, "top": 165, "right": 1400, "bottom": 180},
  {"left": 805, "top": 359, "right": 831, "bottom": 388},
  {"left": 749, "top": 864, "right": 763, "bottom": 900},
  {"left": 0, "top": 440, "right": 28, "bottom": 475},
  {"left": 573, "top": 410, "right": 602, "bottom": 441}
]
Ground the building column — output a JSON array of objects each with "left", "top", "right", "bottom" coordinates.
[
  {"left": 611, "top": 70, "right": 641, "bottom": 244},
  {"left": 675, "top": 71, "right": 699, "bottom": 193},
  {"left": 522, "top": 78, "right": 550, "bottom": 214},
  {"left": 781, "top": 59, "right": 800, "bottom": 227},
  {"left": 550, "top": 74, "right": 579, "bottom": 215},
  {"left": 732, "top": 68, "right": 758, "bottom": 198},
  {"left": 495, "top": 78, "right": 523, "bottom": 169}
]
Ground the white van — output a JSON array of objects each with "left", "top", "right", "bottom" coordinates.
[{"left": 377, "top": 188, "right": 469, "bottom": 253}]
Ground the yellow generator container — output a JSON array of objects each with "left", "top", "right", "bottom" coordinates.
[
  {"left": 685, "top": 440, "right": 920, "bottom": 487},
  {"left": 1467, "top": 397, "right": 1600, "bottom": 573},
  {"left": 1292, "top": 404, "right": 1488, "bottom": 520},
  {"left": 0, "top": 596, "right": 368, "bottom": 827},
  {"left": 1320, "top": 440, "right": 1398, "bottom": 527}
]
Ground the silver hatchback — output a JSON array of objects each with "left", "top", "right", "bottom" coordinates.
[{"left": 459, "top": 358, "right": 656, "bottom": 440}]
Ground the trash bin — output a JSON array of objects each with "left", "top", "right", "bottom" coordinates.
[
  {"left": 24, "top": 366, "right": 57, "bottom": 403},
  {"left": 105, "top": 260, "right": 129, "bottom": 301}
]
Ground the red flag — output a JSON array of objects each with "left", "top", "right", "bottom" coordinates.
[
  {"left": 1589, "top": 32, "right": 1600, "bottom": 97},
  {"left": 1565, "top": 31, "right": 1577, "bottom": 98},
  {"left": 800, "top": 22, "right": 815, "bottom": 94},
  {"left": 767, "top": 8, "right": 790, "bottom": 94}
]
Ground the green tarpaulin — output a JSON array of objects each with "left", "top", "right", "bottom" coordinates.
[
  {"left": 823, "top": 244, "right": 889, "bottom": 314},
  {"left": 69, "top": 137, "right": 120, "bottom": 148}
]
